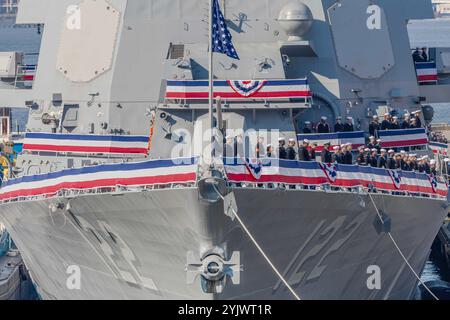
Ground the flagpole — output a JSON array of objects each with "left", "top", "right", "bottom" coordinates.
[{"left": 208, "top": 0, "right": 215, "bottom": 164}]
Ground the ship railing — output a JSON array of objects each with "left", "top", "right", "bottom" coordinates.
[
  {"left": 163, "top": 96, "right": 313, "bottom": 109},
  {"left": 297, "top": 128, "right": 432, "bottom": 151},
  {"left": 0, "top": 178, "right": 444, "bottom": 204},
  {"left": 222, "top": 157, "right": 448, "bottom": 201},
  {"left": 13, "top": 63, "right": 37, "bottom": 89},
  {"left": 0, "top": 181, "right": 198, "bottom": 204},
  {"left": 22, "top": 150, "right": 147, "bottom": 162},
  {"left": 227, "top": 182, "right": 444, "bottom": 200},
  {"left": 162, "top": 78, "right": 313, "bottom": 109}
]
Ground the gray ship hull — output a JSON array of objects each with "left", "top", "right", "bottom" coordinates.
[{"left": 0, "top": 187, "right": 447, "bottom": 300}]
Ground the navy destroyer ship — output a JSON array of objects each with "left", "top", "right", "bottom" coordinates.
[{"left": 0, "top": 0, "right": 450, "bottom": 300}]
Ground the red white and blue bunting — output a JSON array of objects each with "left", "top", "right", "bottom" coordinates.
[
  {"left": 165, "top": 78, "right": 311, "bottom": 100},
  {"left": 0, "top": 158, "right": 198, "bottom": 202},
  {"left": 319, "top": 163, "right": 338, "bottom": 183},
  {"left": 224, "top": 158, "right": 448, "bottom": 198},
  {"left": 415, "top": 62, "right": 438, "bottom": 85},
  {"left": 228, "top": 80, "right": 266, "bottom": 97},
  {"left": 378, "top": 128, "right": 429, "bottom": 149},
  {"left": 23, "top": 133, "right": 150, "bottom": 155},
  {"left": 429, "top": 141, "right": 448, "bottom": 156},
  {"left": 1, "top": 157, "right": 447, "bottom": 203}
]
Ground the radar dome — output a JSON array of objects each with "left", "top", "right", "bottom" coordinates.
[{"left": 278, "top": 2, "right": 313, "bottom": 41}]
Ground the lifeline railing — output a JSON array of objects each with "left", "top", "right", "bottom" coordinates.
[
  {"left": 0, "top": 156, "right": 448, "bottom": 204},
  {"left": 222, "top": 157, "right": 449, "bottom": 201},
  {"left": 0, "top": 157, "right": 200, "bottom": 204},
  {"left": 0, "top": 182, "right": 198, "bottom": 205},
  {"left": 226, "top": 181, "right": 445, "bottom": 200}
]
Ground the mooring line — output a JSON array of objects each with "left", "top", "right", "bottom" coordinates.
[
  {"left": 212, "top": 184, "right": 301, "bottom": 300},
  {"left": 368, "top": 193, "right": 439, "bottom": 300}
]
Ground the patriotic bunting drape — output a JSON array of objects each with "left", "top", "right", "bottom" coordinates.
[
  {"left": 224, "top": 158, "right": 448, "bottom": 198},
  {"left": 0, "top": 158, "right": 198, "bottom": 202}
]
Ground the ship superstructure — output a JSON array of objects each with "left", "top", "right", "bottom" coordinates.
[{"left": 0, "top": 0, "right": 449, "bottom": 300}]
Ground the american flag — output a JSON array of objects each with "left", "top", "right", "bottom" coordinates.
[{"left": 211, "top": 0, "right": 239, "bottom": 60}]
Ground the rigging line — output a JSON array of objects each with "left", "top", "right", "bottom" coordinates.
[
  {"left": 368, "top": 193, "right": 439, "bottom": 300},
  {"left": 48, "top": 203, "right": 67, "bottom": 229},
  {"left": 212, "top": 184, "right": 301, "bottom": 300}
]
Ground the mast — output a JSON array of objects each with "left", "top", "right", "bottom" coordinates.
[{"left": 208, "top": 0, "right": 215, "bottom": 163}]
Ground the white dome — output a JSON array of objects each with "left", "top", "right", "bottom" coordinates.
[{"left": 278, "top": 2, "right": 313, "bottom": 40}]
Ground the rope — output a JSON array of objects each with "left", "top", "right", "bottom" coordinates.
[
  {"left": 368, "top": 193, "right": 439, "bottom": 300},
  {"left": 212, "top": 184, "right": 301, "bottom": 300}
]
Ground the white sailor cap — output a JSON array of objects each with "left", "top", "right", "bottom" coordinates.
[
  {"left": 303, "top": 139, "right": 310, "bottom": 144},
  {"left": 289, "top": 138, "right": 296, "bottom": 143},
  {"left": 369, "top": 136, "right": 375, "bottom": 140},
  {"left": 430, "top": 159, "right": 436, "bottom": 165},
  {"left": 400, "top": 150, "right": 406, "bottom": 154},
  {"left": 341, "top": 144, "right": 346, "bottom": 148},
  {"left": 278, "top": 137, "right": 285, "bottom": 142},
  {"left": 373, "top": 115, "right": 379, "bottom": 119},
  {"left": 388, "top": 149, "right": 395, "bottom": 153},
  {"left": 412, "top": 110, "right": 421, "bottom": 114},
  {"left": 444, "top": 158, "right": 450, "bottom": 162},
  {"left": 371, "top": 148, "right": 378, "bottom": 152},
  {"left": 305, "top": 121, "right": 311, "bottom": 124},
  {"left": 364, "top": 148, "right": 370, "bottom": 152},
  {"left": 226, "top": 135, "right": 233, "bottom": 140},
  {"left": 384, "top": 113, "right": 390, "bottom": 116},
  {"left": 423, "top": 155, "right": 429, "bottom": 159},
  {"left": 347, "top": 117, "right": 353, "bottom": 120},
  {"left": 376, "top": 139, "right": 382, "bottom": 142},
  {"left": 321, "top": 116, "right": 327, "bottom": 120},
  {"left": 336, "top": 116, "right": 342, "bottom": 120},
  {"left": 267, "top": 144, "right": 272, "bottom": 148},
  {"left": 380, "top": 149, "right": 387, "bottom": 153},
  {"left": 333, "top": 146, "right": 340, "bottom": 150},
  {"left": 393, "top": 116, "right": 398, "bottom": 120}
]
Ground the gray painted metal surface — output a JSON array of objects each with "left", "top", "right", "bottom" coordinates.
[
  {"left": 0, "top": 188, "right": 446, "bottom": 299},
  {"left": 0, "top": 0, "right": 449, "bottom": 299}
]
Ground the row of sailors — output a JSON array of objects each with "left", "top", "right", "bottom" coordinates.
[
  {"left": 276, "top": 137, "right": 438, "bottom": 175},
  {"left": 369, "top": 112, "right": 422, "bottom": 136},
  {"left": 302, "top": 116, "right": 354, "bottom": 134},
  {"left": 302, "top": 110, "right": 422, "bottom": 135},
  {"left": 277, "top": 138, "right": 351, "bottom": 163},
  {"left": 355, "top": 148, "right": 437, "bottom": 174},
  {"left": 276, "top": 137, "right": 318, "bottom": 161},
  {"left": 412, "top": 47, "right": 429, "bottom": 63}
]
